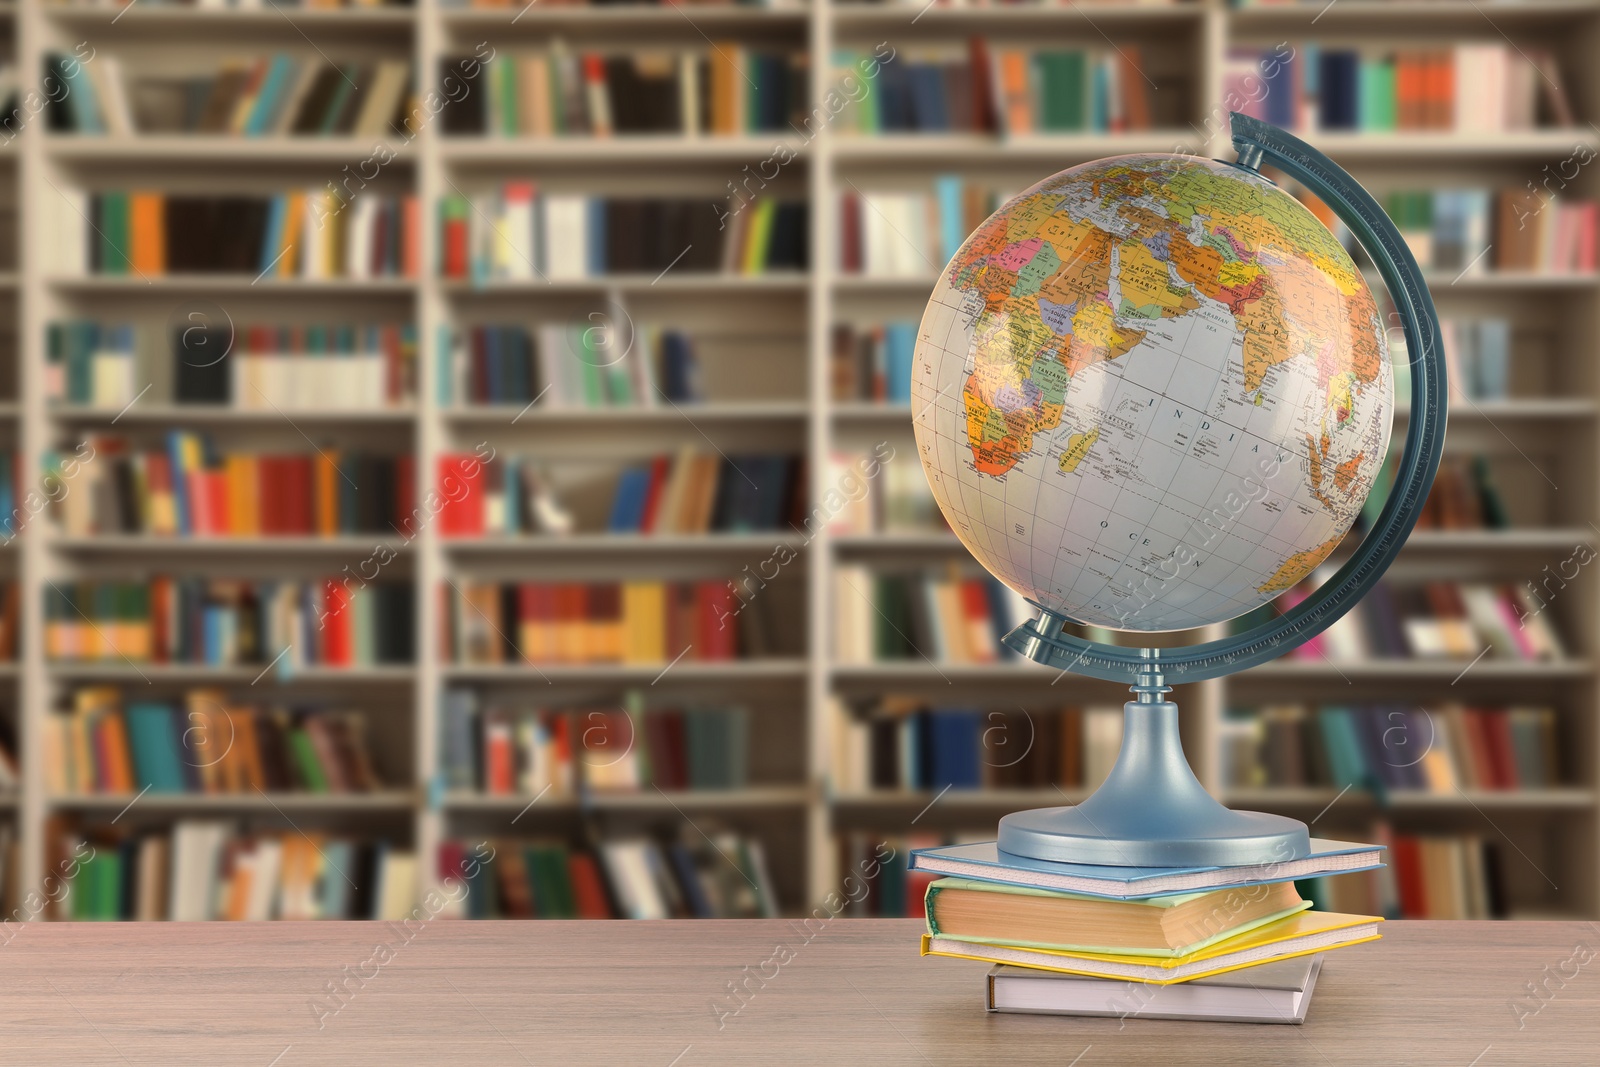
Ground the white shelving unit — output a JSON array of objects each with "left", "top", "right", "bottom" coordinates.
[{"left": 2, "top": 0, "right": 1596, "bottom": 921}]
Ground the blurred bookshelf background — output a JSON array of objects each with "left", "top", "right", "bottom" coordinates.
[{"left": 0, "top": 0, "right": 1594, "bottom": 922}]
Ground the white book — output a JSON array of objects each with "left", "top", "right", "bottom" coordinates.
[
  {"left": 600, "top": 840, "right": 670, "bottom": 919},
  {"left": 347, "top": 196, "right": 378, "bottom": 279},
  {"left": 543, "top": 194, "right": 589, "bottom": 279},
  {"left": 246, "top": 839, "right": 283, "bottom": 921},
  {"left": 501, "top": 186, "right": 537, "bottom": 280},
  {"left": 301, "top": 190, "right": 329, "bottom": 280},
  {"left": 987, "top": 956, "right": 1322, "bottom": 1024},
  {"left": 374, "top": 850, "right": 417, "bottom": 921}
]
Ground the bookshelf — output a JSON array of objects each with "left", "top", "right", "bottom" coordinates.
[{"left": 4, "top": 0, "right": 1600, "bottom": 923}]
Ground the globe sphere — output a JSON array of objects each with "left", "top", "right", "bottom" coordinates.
[{"left": 913, "top": 154, "right": 1393, "bottom": 632}]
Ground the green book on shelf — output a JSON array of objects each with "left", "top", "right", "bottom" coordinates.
[
  {"left": 1035, "top": 52, "right": 1087, "bottom": 132},
  {"left": 1359, "top": 58, "right": 1396, "bottom": 132},
  {"left": 287, "top": 728, "right": 329, "bottom": 792},
  {"left": 495, "top": 56, "right": 518, "bottom": 136},
  {"left": 528, "top": 844, "right": 576, "bottom": 918},
  {"left": 100, "top": 191, "right": 130, "bottom": 275}
]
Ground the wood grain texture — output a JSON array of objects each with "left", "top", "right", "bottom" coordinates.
[{"left": 0, "top": 919, "right": 1593, "bottom": 1065}]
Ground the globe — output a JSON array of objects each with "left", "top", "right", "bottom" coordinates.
[{"left": 913, "top": 153, "right": 1394, "bottom": 633}]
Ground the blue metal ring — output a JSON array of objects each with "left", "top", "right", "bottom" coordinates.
[{"left": 1003, "top": 113, "right": 1447, "bottom": 684}]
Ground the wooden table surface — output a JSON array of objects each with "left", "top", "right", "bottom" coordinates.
[{"left": 0, "top": 918, "right": 1593, "bottom": 1065}]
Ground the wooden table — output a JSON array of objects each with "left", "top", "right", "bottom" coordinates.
[{"left": 0, "top": 918, "right": 1593, "bottom": 1064}]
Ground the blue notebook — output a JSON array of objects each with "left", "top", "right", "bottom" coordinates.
[{"left": 910, "top": 838, "right": 1385, "bottom": 900}]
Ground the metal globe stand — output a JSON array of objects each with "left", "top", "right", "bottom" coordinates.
[{"left": 995, "top": 113, "right": 1448, "bottom": 868}]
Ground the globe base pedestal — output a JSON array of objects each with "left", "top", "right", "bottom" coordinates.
[{"left": 998, "top": 698, "right": 1310, "bottom": 868}]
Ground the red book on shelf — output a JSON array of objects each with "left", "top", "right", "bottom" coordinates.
[
  {"left": 150, "top": 577, "right": 171, "bottom": 662},
  {"left": 443, "top": 211, "right": 467, "bottom": 279},
  {"left": 285, "top": 456, "right": 313, "bottom": 536},
  {"left": 255, "top": 457, "right": 279, "bottom": 536},
  {"left": 402, "top": 195, "right": 421, "bottom": 278},
  {"left": 203, "top": 470, "right": 229, "bottom": 537},
  {"left": 322, "top": 579, "right": 352, "bottom": 666},
  {"left": 394, "top": 454, "right": 416, "bottom": 538},
  {"left": 436, "top": 454, "right": 486, "bottom": 536},
  {"left": 484, "top": 713, "right": 514, "bottom": 794},
  {"left": 697, "top": 581, "right": 738, "bottom": 661},
  {"left": 1485, "top": 711, "right": 1521, "bottom": 790},
  {"left": 554, "top": 583, "right": 585, "bottom": 663},
  {"left": 568, "top": 853, "right": 614, "bottom": 919},
  {"left": 638, "top": 455, "right": 671, "bottom": 534},
  {"left": 438, "top": 840, "right": 465, "bottom": 884},
  {"left": 839, "top": 192, "right": 862, "bottom": 273},
  {"left": 1392, "top": 836, "right": 1427, "bottom": 917},
  {"left": 1463, "top": 710, "right": 1503, "bottom": 789},
  {"left": 965, "top": 37, "right": 996, "bottom": 133},
  {"left": 959, "top": 579, "right": 996, "bottom": 662}
]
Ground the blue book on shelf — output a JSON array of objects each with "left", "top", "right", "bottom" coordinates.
[
  {"left": 1474, "top": 319, "right": 1510, "bottom": 399},
  {"left": 125, "top": 703, "right": 186, "bottom": 793},
  {"left": 1317, "top": 707, "right": 1369, "bottom": 792},
  {"left": 245, "top": 55, "right": 298, "bottom": 136},
  {"left": 929, "top": 709, "right": 982, "bottom": 790},
  {"left": 910, "top": 839, "right": 1386, "bottom": 900},
  {"left": 607, "top": 466, "right": 649, "bottom": 532},
  {"left": 1262, "top": 48, "right": 1297, "bottom": 130},
  {"left": 884, "top": 322, "right": 915, "bottom": 404},
  {"left": 321, "top": 840, "right": 355, "bottom": 919},
  {"left": 258, "top": 196, "right": 286, "bottom": 275},
  {"left": 908, "top": 64, "right": 948, "bottom": 131},
  {"left": 166, "top": 431, "right": 190, "bottom": 537}
]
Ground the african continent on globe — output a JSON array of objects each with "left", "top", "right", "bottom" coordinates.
[{"left": 912, "top": 154, "right": 1393, "bottom": 632}]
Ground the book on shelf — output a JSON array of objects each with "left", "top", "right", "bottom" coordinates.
[
  {"left": 41, "top": 190, "right": 421, "bottom": 279},
  {"left": 438, "top": 188, "right": 807, "bottom": 279},
  {"left": 443, "top": 44, "right": 805, "bottom": 136},
  {"left": 48, "top": 0, "right": 417, "bottom": 9},
  {"left": 0, "top": 581, "right": 19, "bottom": 662},
  {"left": 56, "top": 821, "right": 414, "bottom": 921},
  {"left": 604, "top": 450, "right": 804, "bottom": 536},
  {"left": 441, "top": 323, "right": 702, "bottom": 406},
  {"left": 832, "top": 564, "right": 1034, "bottom": 665},
  {"left": 826, "top": 449, "right": 943, "bottom": 536},
  {"left": 38, "top": 318, "right": 419, "bottom": 410},
  {"left": 444, "top": 829, "right": 780, "bottom": 920},
  {"left": 1375, "top": 186, "right": 1597, "bottom": 275},
  {"left": 837, "top": 831, "right": 943, "bottom": 918},
  {"left": 46, "top": 51, "right": 415, "bottom": 138},
  {"left": 1227, "top": 41, "right": 1574, "bottom": 134},
  {"left": 43, "top": 576, "right": 415, "bottom": 667},
  {"left": 0, "top": 727, "right": 16, "bottom": 793},
  {"left": 440, "top": 578, "right": 784, "bottom": 666},
  {"left": 1219, "top": 703, "right": 1561, "bottom": 796},
  {"left": 830, "top": 320, "right": 917, "bottom": 404},
  {"left": 1297, "top": 826, "right": 1507, "bottom": 921},
  {"left": 1236, "top": 576, "right": 1566, "bottom": 663},
  {"left": 840, "top": 40, "right": 1154, "bottom": 137},
  {"left": 838, "top": 178, "right": 1006, "bottom": 278},
  {"left": 829, "top": 698, "right": 1127, "bottom": 794},
  {"left": 43, "top": 686, "right": 386, "bottom": 796},
  {"left": 50, "top": 432, "right": 415, "bottom": 538},
  {"left": 1374, "top": 314, "right": 1511, "bottom": 406},
  {"left": 439, "top": 689, "right": 751, "bottom": 795}
]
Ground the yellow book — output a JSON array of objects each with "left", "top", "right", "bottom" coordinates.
[
  {"left": 920, "top": 910, "right": 1383, "bottom": 986},
  {"left": 279, "top": 192, "right": 306, "bottom": 277},
  {"left": 69, "top": 711, "right": 94, "bottom": 794},
  {"left": 741, "top": 198, "right": 777, "bottom": 276}
]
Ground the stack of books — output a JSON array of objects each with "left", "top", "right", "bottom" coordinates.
[{"left": 912, "top": 837, "right": 1385, "bottom": 1023}]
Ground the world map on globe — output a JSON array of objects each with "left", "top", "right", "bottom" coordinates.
[{"left": 912, "top": 154, "right": 1393, "bottom": 632}]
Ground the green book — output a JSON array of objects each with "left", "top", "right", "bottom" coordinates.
[
  {"left": 1359, "top": 58, "right": 1396, "bottom": 131},
  {"left": 494, "top": 56, "right": 518, "bottom": 136},
  {"left": 287, "top": 728, "right": 329, "bottom": 792},
  {"left": 100, "top": 191, "right": 129, "bottom": 275},
  {"left": 572, "top": 325, "right": 604, "bottom": 406},
  {"left": 1036, "top": 52, "right": 1087, "bottom": 132}
]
